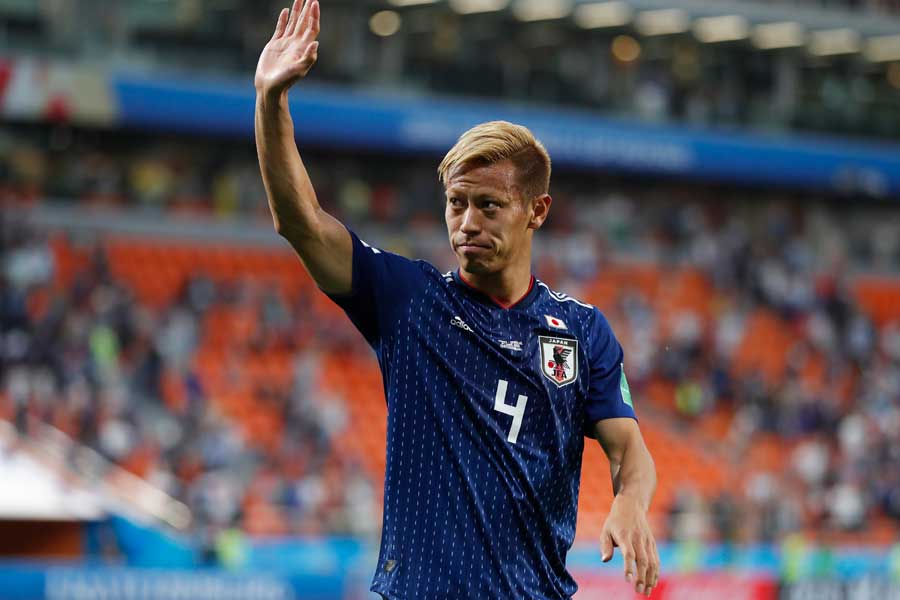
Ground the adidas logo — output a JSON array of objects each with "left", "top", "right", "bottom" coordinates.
[{"left": 451, "top": 316, "right": 474, "bottom": 333}]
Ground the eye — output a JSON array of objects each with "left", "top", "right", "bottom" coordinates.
[
  {"left": 483, "top": 199, "right": 500, "bottom": 210},
  {"left": 448, "top": 197, "right": 465, "bottom": 208}
]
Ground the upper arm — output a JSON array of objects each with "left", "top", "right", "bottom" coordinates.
[
  {"left": 583, "top": 309, "right": 637, "bottom": 433},
  {"left": 279, "top": 209, "right": 353, "bottom": 295},
  {"left": 593, "top": 417, "right": 644, "bottom": 464},
  {"left": 323, "top": 227, "right": 425, "bottom": 349}
]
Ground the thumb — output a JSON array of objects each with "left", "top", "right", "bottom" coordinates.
[
  {"left": 600, "top": 531, "right": 615, "bottom": 563},
  {"left": 302, "top": 41, "right": 319, "bottom": 61}
]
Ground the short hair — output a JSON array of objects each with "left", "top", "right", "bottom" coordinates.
[{"left": 438, "top": 121, "right": 552, "bottom": 202}]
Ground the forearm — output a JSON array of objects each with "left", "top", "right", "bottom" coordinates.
[
  {"left": 254, "top": 90, "right": 324, "bottom": 240},
  {"left": 596, "top": 419, "right": 660, "bottom": 594},
  {"left": 253, "top": 88, "right": 352, "bottom": 294},
  {"left": 609, "top": 435, "right": 656, "bottom": 511}
]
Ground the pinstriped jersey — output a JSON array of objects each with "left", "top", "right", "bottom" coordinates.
[{"left": 327, "top": 229, "right": 637, "bottom": 600}]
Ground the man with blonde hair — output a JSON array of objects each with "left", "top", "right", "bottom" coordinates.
[{"left": 255, "top": 1, "right": 659, "bottom": 598}]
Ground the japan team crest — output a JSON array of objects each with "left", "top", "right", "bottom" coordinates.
[{"left": 539, "top": 336, "right": 579, "bottom": 387}]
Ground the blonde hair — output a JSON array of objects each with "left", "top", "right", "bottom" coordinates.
[{"left": 438, "top": 121, "right": 552, "bottom": 202}]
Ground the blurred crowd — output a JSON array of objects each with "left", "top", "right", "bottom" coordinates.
[
  {"left": 3, "top": 0, "right": 899, "bottom": 139},
  {"left": 0, "top": 214, "right": 380, "bottom": 558},
  {"left": 548, "top": 175, "right": 900, "bottom": 544},
  {"left": 3, "top": 124, "right": 900, "bottom": 266},
  {"left": 653, "top": 209, "right": 900, "bottom": 544},
  {"left": 787, "top": 0, "right": 900, "bottom": 11},
  {"left": 2, "top": 125, "right": 900, "bottom": 554}
]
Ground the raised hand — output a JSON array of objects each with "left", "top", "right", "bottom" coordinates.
[{"left": 255, "top": 0, "right": 320, "bottom": 97}]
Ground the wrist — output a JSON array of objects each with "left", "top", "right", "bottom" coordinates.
[
  {"left": 256, "top": 85, "right": 289, "bottom": 106},
  {"left": 613, "top": 490, "right": 651, "bottom": 512}
]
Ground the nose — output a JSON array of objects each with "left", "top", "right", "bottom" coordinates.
[{"left": 459, "top": 206, "right": 481, "bottom": 235}]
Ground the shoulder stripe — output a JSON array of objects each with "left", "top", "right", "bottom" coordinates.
[
  {"left": 359, "top": 239, "right": 381, "bottom": 254},
  {"left": 536, "top": 281, "right": 594, "bottom": 309}
]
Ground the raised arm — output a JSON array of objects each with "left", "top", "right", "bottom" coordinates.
[
  {"left": 254, "top": 0, "right": 352, "bottom": 295},
  {"left": 594, "top": 417, "right": 659, "bottom": 597}
]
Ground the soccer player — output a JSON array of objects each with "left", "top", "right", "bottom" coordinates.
[{"left": 255, "top": 1, "right": 659, "bottom": 598}]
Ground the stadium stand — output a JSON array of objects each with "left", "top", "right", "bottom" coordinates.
[
  {"left": 2, "top": 1, "right": 900, "bottom": 597},
  {"left": 3, "top": 126, "right": 900, "bottom": 552},
  {"left": 2, "top": 1, "right": 900, "bottom": 138}
]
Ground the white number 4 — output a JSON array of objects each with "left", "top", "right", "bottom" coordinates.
[{"left": 494, "top": 379, "right": 528, "bottom": 444}]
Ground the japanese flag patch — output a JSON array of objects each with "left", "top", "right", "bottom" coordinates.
[{"left": 544, "top": 315, "right": 567, "bottom": 330}]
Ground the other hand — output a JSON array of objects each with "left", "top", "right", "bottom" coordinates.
[{"left": 599, "top": 494, "right": 660, "bottom": 597}]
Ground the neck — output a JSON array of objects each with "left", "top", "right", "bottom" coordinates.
[{"left": 459, "top": 259, "right": 534, "bottom": 308}]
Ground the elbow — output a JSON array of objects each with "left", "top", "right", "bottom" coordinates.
[
  {"left": 273, "top": 218, "right": 300, "bottom": 243},
  {"left": 271, "top": 209, "right": 305, "bottom": 237},
  {"left": 273, "top": 215, "right": 322, "bottom": 245},
  {"left": 273, "top": 218, "right": 292, "bottom": 238}
]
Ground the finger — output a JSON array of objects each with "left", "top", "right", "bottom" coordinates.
[
  {"left": 292, "top": 0, "right": 312, "bottom": 37},
  {"left": 600, "top": 531, "right": 614, "bottom": 563},
  {"left": 306, "top": 0, "right": 321, "bottom": 39},
  {"left": 650, "top": 541, "right": 661, "bottom": 590},
  {"left": 301, "top": 41, "right": 319, "bottom": 64},
  {"left": 272, "top": 7, "right": 289, "bottom": 40},
  {"left": 285, "top": 0, "right": 304, "bottom": 36},
  {"left": 633, "top": 540, "right": 649, "bottom": 596},
  {"left": 642, "top": 541, "right": 658, "bottom": 597},
  {"left": 620, "top": 540, "right": 636, "bottom": 584},
  {"left": 297, "top": 41, "right": 319, "bottom": 76}
]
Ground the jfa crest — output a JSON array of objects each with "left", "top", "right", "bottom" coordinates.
[{"left": 539, "top": 336, "right": 579, "bottom": 388}]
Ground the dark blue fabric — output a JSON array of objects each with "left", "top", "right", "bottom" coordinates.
[{"left": 327, "top": 229, "right": 637, "bottom": 600}]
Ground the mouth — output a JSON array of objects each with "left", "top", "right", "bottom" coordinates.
[{"left": 457, "top": 242, "right": 491, "bottom": 254}]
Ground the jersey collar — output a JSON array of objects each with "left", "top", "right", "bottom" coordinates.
[{"left": 453, "top": 270, "right": 539, "bottom": 311}]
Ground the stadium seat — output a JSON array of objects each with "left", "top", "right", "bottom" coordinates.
[{"left": 40, "top": 236, "right": 900, "bottom": 544}]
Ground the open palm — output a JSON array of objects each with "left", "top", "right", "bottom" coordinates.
[{"left": 255, "top": 0, "right": 321, "bottom": 95}]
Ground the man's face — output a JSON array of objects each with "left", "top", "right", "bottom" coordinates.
[{"left": 444, "top": 160, "right": 545, "bottom": 276}]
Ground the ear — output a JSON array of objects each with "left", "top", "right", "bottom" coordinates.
[{"left": 527, "top": 194, "right": 552, "bottom": 230}]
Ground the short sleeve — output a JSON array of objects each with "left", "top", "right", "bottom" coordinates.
[
  {"left": 584, "top": 309, "right": 637, "bottom": 432},
  {"left": 325, "top": 227, "right": 424, "bottom": 350}
]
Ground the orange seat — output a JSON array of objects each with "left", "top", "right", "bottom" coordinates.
[{"left": 45, "top": 235, "right": 900, "bottom": 544}]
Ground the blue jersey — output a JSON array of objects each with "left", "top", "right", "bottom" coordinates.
[{"left": 327, "top": 230, "right": 637, "bottom": 600}]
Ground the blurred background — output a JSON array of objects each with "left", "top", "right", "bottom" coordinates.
[{"left": 1, "top": 0, "right": 900, "bottom": 598}]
